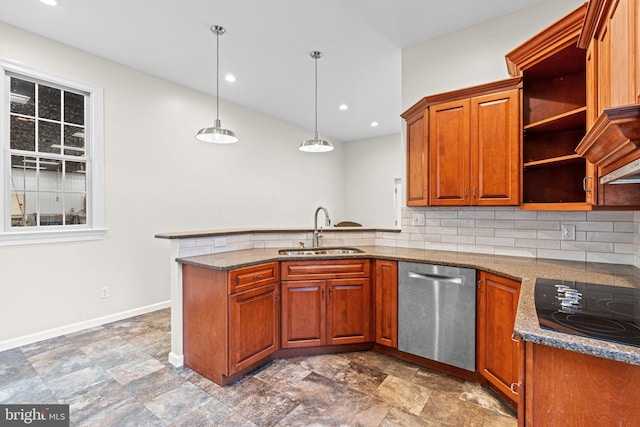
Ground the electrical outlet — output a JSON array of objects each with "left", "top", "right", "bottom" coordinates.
[
  {"left": 100, "top": 286, "right": 109, "bottom": 299},
  {"left": 214, "top": 238, "right": 226, "bottom": 247},
  {"left": 562, "top": 224, "right": 576, "bottom": 241},
  {"left": 411, "top": 213, "right": 426, "bottom": 226}
]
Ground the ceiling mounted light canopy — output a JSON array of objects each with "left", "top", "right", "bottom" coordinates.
[
  {"left": 196, "top": 25, "right": 238, "bottom": 144},
  {"left": 299, "top": 51, "right": 333, "bottom": 153}
]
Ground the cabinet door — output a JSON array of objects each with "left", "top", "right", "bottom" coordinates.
[
  {"left": 406, "top": 110, "right": 429, "bottom": 206},
  {"left": 229, "top": 283, "right": 279, "bottom": 375},
  {"left": 471, "top": 90, "right": 520, "bottom": 206},
  {"left": 281, "top": 280, "right": 326, "bottom": 348},
  {"left": 326, "top": 278, "right": 371, "bottom": 345},
  {"left": 477, "top": 271, "right": 521, "bottom": 404},
  {"left": 374, "top": 260, "right": 398, "bottom": 348},
  {"left": 429, "top": 99, "right": 471, "bottom": 205}
]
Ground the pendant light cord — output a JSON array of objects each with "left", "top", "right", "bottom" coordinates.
[
  {"left": 216, "top": 29, "right": 220, "bottom": 122},
  {"left": 314, "top": 53, "right": 319, "bottom": 139}
]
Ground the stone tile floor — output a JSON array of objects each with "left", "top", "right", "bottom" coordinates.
[{"left": 0, "top": 309, "right": 516, "bottom": 426}]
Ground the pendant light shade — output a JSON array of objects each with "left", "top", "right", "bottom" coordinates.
[
  {"left": 300, "top": 51, "right": 333, "bottom": 153},
  {"left": 196, "top": 25, "right": 238, "bottom": 144}
]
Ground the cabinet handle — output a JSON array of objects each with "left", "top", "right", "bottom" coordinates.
[
  {"left": 421, "top": 188, "right": 425, "bottom": 198},
  {"left": 510, "top": 382, "right": 520, "bottom": 395},
  {"left": 329, "top": 288, "right": 333, "bottom": 298},
  {"left": 253, "top": 275, "right": 263, "bottom": 280},
  {"left": 473, "top": 187, "right": 477, "bottom": 198},
  {"left": 477, "top": 280, "right": 484, "bottom": 292},
  {"left": 583, "top": 176, "right": 592, "bottom": 193},
  {"left": 511, "top": 333, "right": 520, "bottom": 343},
  {"left": 275, "top": 291, "right": 279, "bottom": 303},
  {"left": 464, "top": 187, "right": 468, "bottom": 197},
  {"left": 322, "top": 288, "right": 325, "bottom": 299}
]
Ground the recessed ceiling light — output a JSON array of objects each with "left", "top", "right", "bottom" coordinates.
[
  {"left": 371, "top": 121, "right": 379, "bottom": 127},
  {"left": 339, "top": 104, "right": 348, "bottom": 111},
  {"left": 40, "top": 0, "right": 59, "bottom": 6},
  {"left": 224, "top": 74, "right": 236, "bottom": 82}
]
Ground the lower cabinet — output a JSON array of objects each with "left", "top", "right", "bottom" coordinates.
[
  {"left": 374, "top": 259, "right": 398, "bottom": 348},
  {"left": 521, "top": 342, "right": 640, "bottom": 426},
  {"left": 182, "top": 262, "right": 280, "bottom": 386},
  {"left": 281, "top": 260, "right": 372, "bottom": 348},
  {"left": 476, "top": 271, "right": 521, "bottom": 404}
]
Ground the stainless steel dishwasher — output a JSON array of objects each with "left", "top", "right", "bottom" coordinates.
[{"left": 398, "top": 261, "right": 476, "bottom": 371}]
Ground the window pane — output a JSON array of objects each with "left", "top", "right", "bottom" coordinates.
[
  {"left": 10, "top": 192, "right": 27, "bottom": 227},
  {"left": 38, "top": 85, "right": 61, "bottom": 121},
  {"left": 10, "top": 155, "right": 38, "bottom": 191},
  {"left": 64, "top": 91, "right": 84, "bottom": 125},
  {"left": 10, "top": 116, "right": 36, "bottom": 151},
  {"left": 10, "top": 77, "right": 35, "bottom": 116},
  {"left": 38, "top": 160, "right": 63, "bottom": 192},
  {"left": 39, "top": 192, "right": 64, "bottom": 226},
  {"left": 12, "top": 191, "right": 38, "bottom": 227},
  {"left": 38, "top": 120, "right": 61, "bottom": 154},
  {"left": 64, "top": 193, "right": 86, "bottom": 225},
  {"left": 63, "top": 125, "right": 86, "bottom": 156},
  {"left": 64, "top": 161, "right": 87, "bottom": 192}
]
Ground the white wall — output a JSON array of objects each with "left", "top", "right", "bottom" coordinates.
[
  {"left": 401, "top": 0, "right": 585, "bottom": 110},
  {"left": 342, "top": 134, "right": 402, "bottom": 227},
  {"left": 0, "top": 22, "right": 346, "bottom": 346}
]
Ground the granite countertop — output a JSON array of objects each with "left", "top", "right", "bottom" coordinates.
[{"left": 177, "top": 245, "right": 640, "bottom": 366}]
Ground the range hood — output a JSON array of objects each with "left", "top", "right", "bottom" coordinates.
[
  {"left": 600, "top": 157, "right": 640, "bottom": 184},
  {"left": 575, "top": 104, "right": 640, "bottom": 185}
]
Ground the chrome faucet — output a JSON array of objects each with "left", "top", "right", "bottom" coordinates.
[{"left": 312, "top": 206, "right": 331, "bottom": 248}]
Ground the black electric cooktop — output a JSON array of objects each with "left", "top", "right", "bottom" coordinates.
[{"left": 534, "top": 278, "right": 640, "bottom": 348}]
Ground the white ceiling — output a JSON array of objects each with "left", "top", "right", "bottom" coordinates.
[{"left": 0, "top": 0, "right": 545, "bottom": 142}]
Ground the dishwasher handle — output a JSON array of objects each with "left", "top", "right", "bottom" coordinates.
[{"left": 407, "top": 271, "right": 462, "bottom": 284}]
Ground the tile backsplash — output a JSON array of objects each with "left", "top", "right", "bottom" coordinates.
[
  {"left": 177, "top": 208, "right": 640, "bottom": 268},
  {"left": 398, "top": 207, "right": 639, "bottom": 266}
]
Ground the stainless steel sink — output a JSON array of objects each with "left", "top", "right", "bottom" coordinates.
[{"left": 278, "top": 247, "right": 364, "bottom": 256}]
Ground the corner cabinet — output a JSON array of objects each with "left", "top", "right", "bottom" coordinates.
[
  {"left": 280, "top": 260, "right": 372, "bottom": 348},
  {"left": 182, "top": 262, "right": 280, "bottom": 386},
  {"left": 476, "top": 271, "right": 521, "bottom": 405},
  {"left": 374, "top": 259, "right": 398, "bottom": 348},
  {"left": 402, "top": 78, "right": 521, "bottom": 207}
]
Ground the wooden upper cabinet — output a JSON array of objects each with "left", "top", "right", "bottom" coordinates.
[
  {"left": 403, "top": 79, "right": 520, "bottom": 208},
  {"left": 429, "top": 98, "right": 471, "bottom": 205},
  {"left": 576, "top": 0, "right": 640, "bottom": 207},
  {"left": 471, "top": 90, "right": 521, "bottom": 206},
  {"left": 506, "top": 4, "right": 591, "bottom": 210},
  {"left": 429, "top": 85, "right": 520, "bottom": 206},
  {"left": 403, "top": 109, "right": 429, "bottom": 206}
]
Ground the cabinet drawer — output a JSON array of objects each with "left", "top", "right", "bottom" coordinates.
[
  {"left": 228, "top": 262, "right": 279, "bottom": 294},
  {"left": 281, "top": 259, "right": 370, "bottom": 280}
]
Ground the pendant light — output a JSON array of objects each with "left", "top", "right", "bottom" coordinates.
[
  {"left": 299, "top": 51, "right": 334, "bottom": 152},
  {"left": 196, "top": 25, "right": 238, "bottom": 144}
]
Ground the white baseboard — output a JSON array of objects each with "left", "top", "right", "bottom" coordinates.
[
  {"left": 0, "top": 300, "right": 171, "bottom": 352},
  {"left": 168, "top": 351, "right": 184, "bottom": 367}
]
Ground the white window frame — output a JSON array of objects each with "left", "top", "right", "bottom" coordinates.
[{"left": 0, "top": 59, "right": 105, "bottom": 246}]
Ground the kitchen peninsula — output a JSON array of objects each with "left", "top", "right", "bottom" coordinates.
[{"left": 156, "top": 225, "right": 640, "bottom": 425}]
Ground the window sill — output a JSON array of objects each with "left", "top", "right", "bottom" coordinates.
[{"left": 0, "top": 228, "right": 107, "bottom": 246}]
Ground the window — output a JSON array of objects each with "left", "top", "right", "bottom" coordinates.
[{"left": 1, "top": 61, "right": 105, "bottom": 245}]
